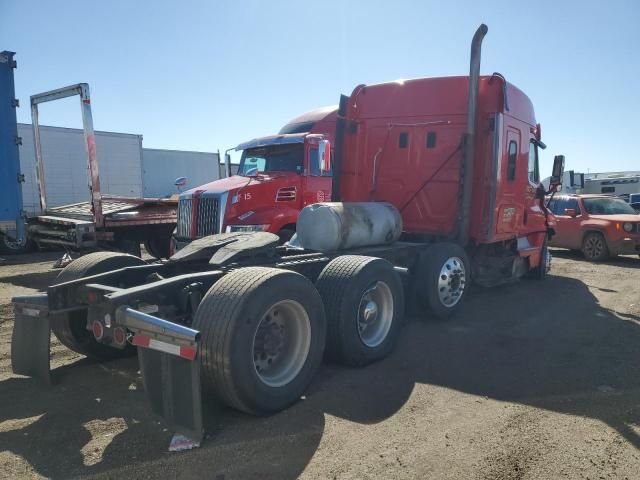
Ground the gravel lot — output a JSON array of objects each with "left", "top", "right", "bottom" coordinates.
[{"left": 0, "top": 249, "right": 639, "bottom": 479}]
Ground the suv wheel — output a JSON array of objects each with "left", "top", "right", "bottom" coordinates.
[{"left": 582, "top": 232, "right": 609, "bottom": 261}]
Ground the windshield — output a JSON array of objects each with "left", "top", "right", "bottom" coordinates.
[
  {"left": 238, "top": 144, "right": 304, "bottom": 176},
  {"left": 583, "top": 197, "right": 638, "bottom": 215}
]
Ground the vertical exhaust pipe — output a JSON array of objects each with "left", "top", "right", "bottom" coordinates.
[
  {"left": 331, "top": 94, "right": 349, "bottom": 202},
  {"left": 458, "top": 24, "right": 488, "bottom": 245}
]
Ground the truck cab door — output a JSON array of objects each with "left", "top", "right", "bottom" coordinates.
[
  {"left": 302, "top": 144, "right": 332, "bottom": 205},
  {"left": 521, "top": 139, "right": 547, "bottom": 234},
  {"left": 495, "top": 128, "right": 522, "bottom": 235}
]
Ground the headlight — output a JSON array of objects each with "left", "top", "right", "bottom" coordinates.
[
  {"left": 225, "top": 224, "right": 269, "bottom": 233},
  {"left": 623, "top": 222, "right": 633, "bottom": 233}
]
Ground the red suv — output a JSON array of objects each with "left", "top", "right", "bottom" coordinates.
[{"left": 547, "top": 194, "right": 640, "bottom": 261}]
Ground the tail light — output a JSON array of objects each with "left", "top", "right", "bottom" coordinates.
[
  {"left": 276, "top": 187, "right": 297, "bottom": 202},
  {"left": 92, "top": 321, "right": 104, "bottom": 340},
  {"left": 113, "top": 327, "right": 127, "bottom": 346}
]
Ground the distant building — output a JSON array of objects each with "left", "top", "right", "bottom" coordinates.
[{"left": 543, "top": 170, "right": 640, "bottom": 198}]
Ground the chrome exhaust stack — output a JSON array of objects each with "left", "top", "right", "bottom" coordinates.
[{"left": 458, "top": 24, "right": 488, "bottom": 245}]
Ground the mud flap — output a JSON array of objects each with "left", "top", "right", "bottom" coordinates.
[
  {"left": 118, "top": 307, "right": 203, "bottom": 447},
  {"left": 11, "top": 294, "right": 53, "bottom": 385},
  {"left": 138, "top": 348, "right": 203, "bottom": 447}
]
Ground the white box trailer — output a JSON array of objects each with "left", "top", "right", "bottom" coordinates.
[
  {"left": 18, "top": 123, "right": 144, "bottom": 215},
  {"left": 142, "top": 148, "right": 220, "bottom": 198}
]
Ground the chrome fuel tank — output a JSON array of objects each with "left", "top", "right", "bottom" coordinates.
[{"left": 296, "top": 202, "right": 402, "bottom": 252}]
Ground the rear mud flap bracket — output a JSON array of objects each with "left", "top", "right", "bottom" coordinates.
[{"left": 118, "top": 307, "right": 203, "bottom": 448}]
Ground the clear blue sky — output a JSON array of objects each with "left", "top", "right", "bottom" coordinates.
[{"left": 2, "top": 0, "right": 639, "bottom": 176}]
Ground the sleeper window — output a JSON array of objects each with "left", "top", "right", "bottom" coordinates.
[
  {"left": 399, "top": 132, "right": 408, "bottom": 149},
  {"left": 426, "top": 132, "right": 436, "bottom": 148},
  {"left": 507, "top": 141, "right": 517, "bottom": 181}
]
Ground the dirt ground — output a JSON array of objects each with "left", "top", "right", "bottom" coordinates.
[{"left": 0, "top": 249, "right": 639, "bottom": 480}]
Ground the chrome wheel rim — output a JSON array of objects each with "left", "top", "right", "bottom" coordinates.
[
  {"left": 437, "top": 256, "right": 466, "bottom": 307},
  {"left": 252, "top": 300, "right": 311, "bottom": 388},
  {"left": 584, "top": 236, "right": 605, "bottom": 259},
  {"left": 357, "top": 281, "right": 394, "bottom": 347}
]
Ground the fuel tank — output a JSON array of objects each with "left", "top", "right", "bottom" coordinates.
[{"left": 295, "top": 202, "right": 402, "bottom": 252}]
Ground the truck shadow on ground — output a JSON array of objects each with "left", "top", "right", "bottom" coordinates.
[
  {"left": 0, "top": 270, "right": 59, "bottom": 291},
  {"left": 0, "top": 273, "right": 639, "bottom": 478}
]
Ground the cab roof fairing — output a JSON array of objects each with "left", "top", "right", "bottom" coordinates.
[{"left": 234, "top": 133, "right": 307, "bottom": 151}]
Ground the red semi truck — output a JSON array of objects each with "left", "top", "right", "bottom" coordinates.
[
  {"left": 173, "top": 106, "right": 336, "bottom": 247},
  {"left": 11, "top": 25, "right": 565, "bottom": 447}
]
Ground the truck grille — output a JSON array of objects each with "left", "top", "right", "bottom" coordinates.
[{"left": 176, "top": 196, "right": 220, "bottom": 239}]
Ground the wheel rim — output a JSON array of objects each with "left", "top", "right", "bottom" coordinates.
[
  {"left": 584, "top": 236, "right": 604, "bottom": 259},
  {"left": 437, "top": 256, "right": 466, "bottom": 307},
  {"left": 357, "top": 281, "right": 394, "bottom": 348},
  {"left": 252, "top": 300, "right": 311, "bottom": 388},
  {"left": 2, "top": 236, "right": 26, "bottom": 251}
]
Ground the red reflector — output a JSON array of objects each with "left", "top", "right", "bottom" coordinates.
[
  {"left": 179, "top": 346, "right": 197, "bottom": 361},
  {"left": 92, "top": 321, "right": 104, "bottom": 340},
  {"left": 87, "top": 291, "right": 98, "bottom": 303},
  {"left": 132, "top": 335, "right": 150, "bottom": 348},
  {"left": 113, "top": 327, "right": 126, "bottom": 345}
]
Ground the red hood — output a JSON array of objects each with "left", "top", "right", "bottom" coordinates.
[
  {"left": 183, "top": 174, "right": 295, "bottom": 196},
  {"left": 184, "top": 175, "right": 251, "bottom": 195}
]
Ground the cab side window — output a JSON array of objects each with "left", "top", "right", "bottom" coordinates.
[
  {"left": 309, "top": 148, "right": 332, "bottom": 177},
  {"left": 507, "top": 141, "right": 517, "bottom": 181},
  {"left": 551, "top": 198, "right": 581, "bottom": 216},
  {"left": 566, "top": 198, "right": 581, "bottom": 215},
  {"left": 551, "top": 198, "right": 566, "bottom": 215},
  {"left": 528, "top": 142, "right": 539, "bottom": 183},
  {"left": 309, "top": 148, "right": 321, "bottom": 176}
]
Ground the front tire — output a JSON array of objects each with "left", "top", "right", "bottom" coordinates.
[
  {"left": 315, "top": 255, "right": 404, "bottom": 366},
  {"left": 582, "top": 232, "right": 609, "bottom": 261},
  {"left": 144, "top": 236, "right": 171, "bottom": 259},
  {"left": 528, "top": 238, "right": 550, "bottom": 280},
  {"left": 193, "top": 267, "right": 326, "bottom": 415},
  {"left": 53, "top": 252, "right": 146, "bottom": 359},
  {"left": 414, "top": 243, "right": 470, "bottom": 319}
]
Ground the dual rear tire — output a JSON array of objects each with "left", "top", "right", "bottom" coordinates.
[
  {"left": 52, "top": 252, "right": 146, "bottom": 359},
  {"left": 193, "top": 267, "right": 326, "bottom": 415},
  {"left": 194, "top": 256, "right": 405, "bottom": 415},
  {"left": 194, "top": 247, "right": 473, "bottom": 416}
]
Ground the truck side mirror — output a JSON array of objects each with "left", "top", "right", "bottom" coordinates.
[
  {"left": 563, "top": 208, "right": 577, "bottom": 217},
  {"left": 550, "top": 155, "right": 565, "bottom": 188},
  {"left": 224, "top": 153, "right": 232, "bottom": 178},
  {"left": 318, "top": 140, "right": 331, "bottom": 173},
  {"left": 174, "top": 176, "right": 187, "bottom": 192}
]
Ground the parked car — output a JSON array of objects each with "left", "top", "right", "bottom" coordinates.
[
  {"left": 629, "top": 193, "right": 640, "bottom": 213},
  {"left": 547, "top": 194, "right": 640, "bottom": 260}
]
